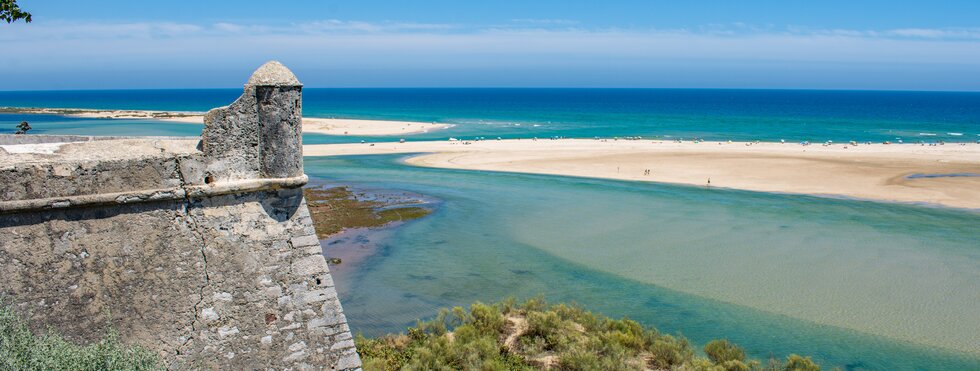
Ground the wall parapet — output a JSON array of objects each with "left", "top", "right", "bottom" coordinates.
[
  {"left": 0, "top": 175, "right": 308, "bottom": 214},
  {"left": 0, "top": 134, "right": 191, "bottom": 146}
]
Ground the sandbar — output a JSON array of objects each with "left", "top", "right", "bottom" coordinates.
[
  {"left": 304, "top": 139, "right": 980, "bottom": 209},
  {"left": 2, "top": 107, "right": 450, "bottom": 136}
]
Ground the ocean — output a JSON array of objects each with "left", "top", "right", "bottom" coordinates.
[
  {"left": 1, "top": 89, "right": 978, "bottom": 369},
  {"left": 2, "top": 88, "right": 979, "bottom": 143}
]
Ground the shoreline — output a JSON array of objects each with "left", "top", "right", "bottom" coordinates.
[
  {"left": 1, "top": 107, "right": 452, "bottom": 136},
  {"left": 304, "top": 139, "right": 980, "bottom": 210}
]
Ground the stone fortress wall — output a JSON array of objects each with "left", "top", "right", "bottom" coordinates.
[{"left": 0, "top": 62, "right": 361, "bottom": 369}]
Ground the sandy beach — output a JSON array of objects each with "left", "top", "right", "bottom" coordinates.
[
  {"left": 304, "top": 139, "right": 980, "bottom": 209},
  {"left": 4, "top": 107, "right": 450, "bottom": 136},
  {"left": 158, "top": 116, "right": 450, "bottom": 136}
]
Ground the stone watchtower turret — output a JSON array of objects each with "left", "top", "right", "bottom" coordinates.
[
  {"left": 0, "top": 62, "right": 360, "bottom": 369},
  {"left": 203, "top": 61, "right": 305, "bottom": 181}
]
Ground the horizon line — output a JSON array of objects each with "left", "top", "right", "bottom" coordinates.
[{"left": 2, "top": 87, "right": 979, "bottom": 94}]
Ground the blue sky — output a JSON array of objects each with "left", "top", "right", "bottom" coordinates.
[{"left": 2, "top": 0, "right": 979, "bottom": 90}]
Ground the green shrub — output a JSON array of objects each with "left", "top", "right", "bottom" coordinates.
[
  {"left": 558, "top": 345, "right": 639, "bottom": 371},
  {"left": 0, "top": 305, "right": 160, "bottom": 370},
  {"left": 355, "top": 333, "right": 414, "bottom": 371},
  {"left": 601, "top": 317, "right": 650, "bottom": 351},
  {"left": 704, "top": 339, "right": 746, "bottom": 363},
  {"left": 355, "top": 298, "right": 822, "bottom": 371},
  {"left": 718, "top": 359, "right": 752, "bottom": 371},
  {"left": 552, "top": 303, "right": 599, "bottom": 331},
  {"left": 647, "top": 334, "right": 693, "bottom": 369},
  {"left": 520, "top": 297, "right": 548, "bottom": 312},
  {"left": 469, "top": 302, "right": 505, "bottom": 335},
  {"left": 784, "top": 354, "right": 821, "bottom": 371},
  {"left": 525, "top": 310, "right": 575, "bottom": 352}
]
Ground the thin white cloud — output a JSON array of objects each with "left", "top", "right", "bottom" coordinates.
[
  {"left": 783, "top": 26, "right": 980, "bottom": 41},
  {"left": 7, "top": 24, "right": 976, "bottom": 67},
  {"left": 510, "top": 18, "right": 580, "bottom": 25},
  {"left": 0, "top": 21, "right": 206, "bottom": 40},
  {"left": 213, "top": 22, "right": 244, "bottom": 33},
  {"left": 885, "top": 28, "right": 980, "bottom": 39},
  {"left": 295, "top": 19, "right": 455, "bottom": 34},
  {"left": 1, "top": 20, "right": 978, "bottom": 89},
  {"left": 6, "top": 20, "right": 977, "bottom": 41}
]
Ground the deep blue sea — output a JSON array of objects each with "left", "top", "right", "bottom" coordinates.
[
  {"left": 2, "top": 89, "right": 978, "bottom": 370},
  {"left": 2, "top": 89, "right": 979, "bottom": 143}
]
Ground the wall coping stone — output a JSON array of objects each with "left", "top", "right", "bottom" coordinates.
[{"left": 0, "top": 175, "right": 308, "bottom": 214}]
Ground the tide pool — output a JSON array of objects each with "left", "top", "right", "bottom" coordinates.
[{"left": 308, "top": 155, "right": 979, "bottom": 371}]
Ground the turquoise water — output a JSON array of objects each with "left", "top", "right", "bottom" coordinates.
[
  {"left": 0, "top": 114, "right": 203, "bottom": 137},
  {"left": 308, "top": 155, "right": 980, "bottom": 370},
  {"left": 2, "top": 89, "right": 979, "bottom": 143},
  {"left": 3, "top": 89, "right": 979, "bottom": 369}
]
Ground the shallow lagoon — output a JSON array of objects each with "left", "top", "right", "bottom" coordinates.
[{"left": 308, "top": 155, "right": 980, "bottom": 371}]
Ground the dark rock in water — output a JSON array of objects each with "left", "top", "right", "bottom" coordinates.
[{"left": 14, "top": 121, "right": 31, "bottom": 134}]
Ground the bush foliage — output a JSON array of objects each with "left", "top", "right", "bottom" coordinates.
[
  {"left": 357, "top": 298, "right": 823, "bottom": 371},
  {"left": 0, "top": 305, "right": 160, "bottom": 370}
]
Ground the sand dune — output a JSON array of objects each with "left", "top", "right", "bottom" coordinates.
[{"left": 304, "top": 139, "right": 980, "bottom": 209}]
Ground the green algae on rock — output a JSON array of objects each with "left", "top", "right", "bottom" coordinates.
[{"left": 304, "top": 186, "right": 432, "bottom": 239}]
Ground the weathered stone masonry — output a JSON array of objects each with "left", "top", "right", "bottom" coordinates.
[{"left": 0, "top": 62, "right": 361, "bottom": 369}]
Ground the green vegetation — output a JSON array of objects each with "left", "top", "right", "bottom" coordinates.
[
  {"left": 0, "top": 0, "right": 30, "bottom": 23},
  {"left": 783, "top": 355, "right": 821, "bottom": 371},
  {"left": 0, "top": 305, "right": 160, "bottom": 370},
  {"left": 704, "top": 339, "right": 746, "bottom": 364},
  {"left": 304, "top": 186, "right": 432, "bottom": 238},
  {"left": 357, "top": 299, "right": 825, "bottom": 371}
]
